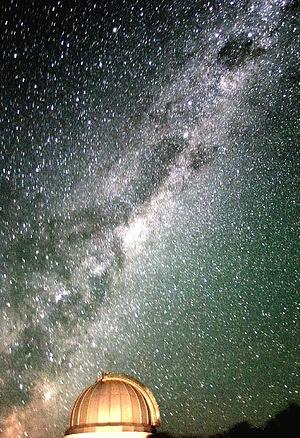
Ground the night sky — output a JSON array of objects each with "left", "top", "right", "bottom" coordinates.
[{"left": 0, "top": 1, "right": 299, "bottom": 437}]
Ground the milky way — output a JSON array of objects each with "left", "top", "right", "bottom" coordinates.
[{"left": 0, "top": 1, "right": 299, "bottom": 437}]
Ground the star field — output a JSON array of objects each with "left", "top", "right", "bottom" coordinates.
[{"left": 0, "top": 1, "right": 299, "bottom": 437}]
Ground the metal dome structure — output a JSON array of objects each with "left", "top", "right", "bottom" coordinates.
[{"left": 65, "top": 372, "right": 160, "bottom": 437}]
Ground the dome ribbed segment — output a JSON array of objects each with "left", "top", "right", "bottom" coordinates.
[{"left": 65, "top": 372, "right": 160, "bottom": 435}]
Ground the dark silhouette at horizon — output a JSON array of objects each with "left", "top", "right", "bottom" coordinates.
[{"left": 155, "top": 402, "right": 300, "bottom": 438}]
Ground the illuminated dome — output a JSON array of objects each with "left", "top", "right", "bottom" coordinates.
[{"left": 65, "top": 372, "right": 160, "bottom": 437}]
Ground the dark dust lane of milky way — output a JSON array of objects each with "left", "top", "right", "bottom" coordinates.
[{"left": 0, "top": 1, "right": 299, "bottom": 437}]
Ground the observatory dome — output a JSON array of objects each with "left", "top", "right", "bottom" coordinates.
[{"left": 65, "top": 372, "right": 160, "bottom": 437}]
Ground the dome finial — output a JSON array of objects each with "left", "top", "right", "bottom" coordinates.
[{"left": 96, "top": 370, "right": 110, "bottom": 382}]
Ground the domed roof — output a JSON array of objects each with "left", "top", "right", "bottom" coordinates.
[{"left": 65, "top": 372, "right": 160, "bottom": 435}]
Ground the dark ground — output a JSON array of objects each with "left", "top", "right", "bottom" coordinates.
[{"left": 156, "top": 402, "right": 300, "bottom": 438}]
